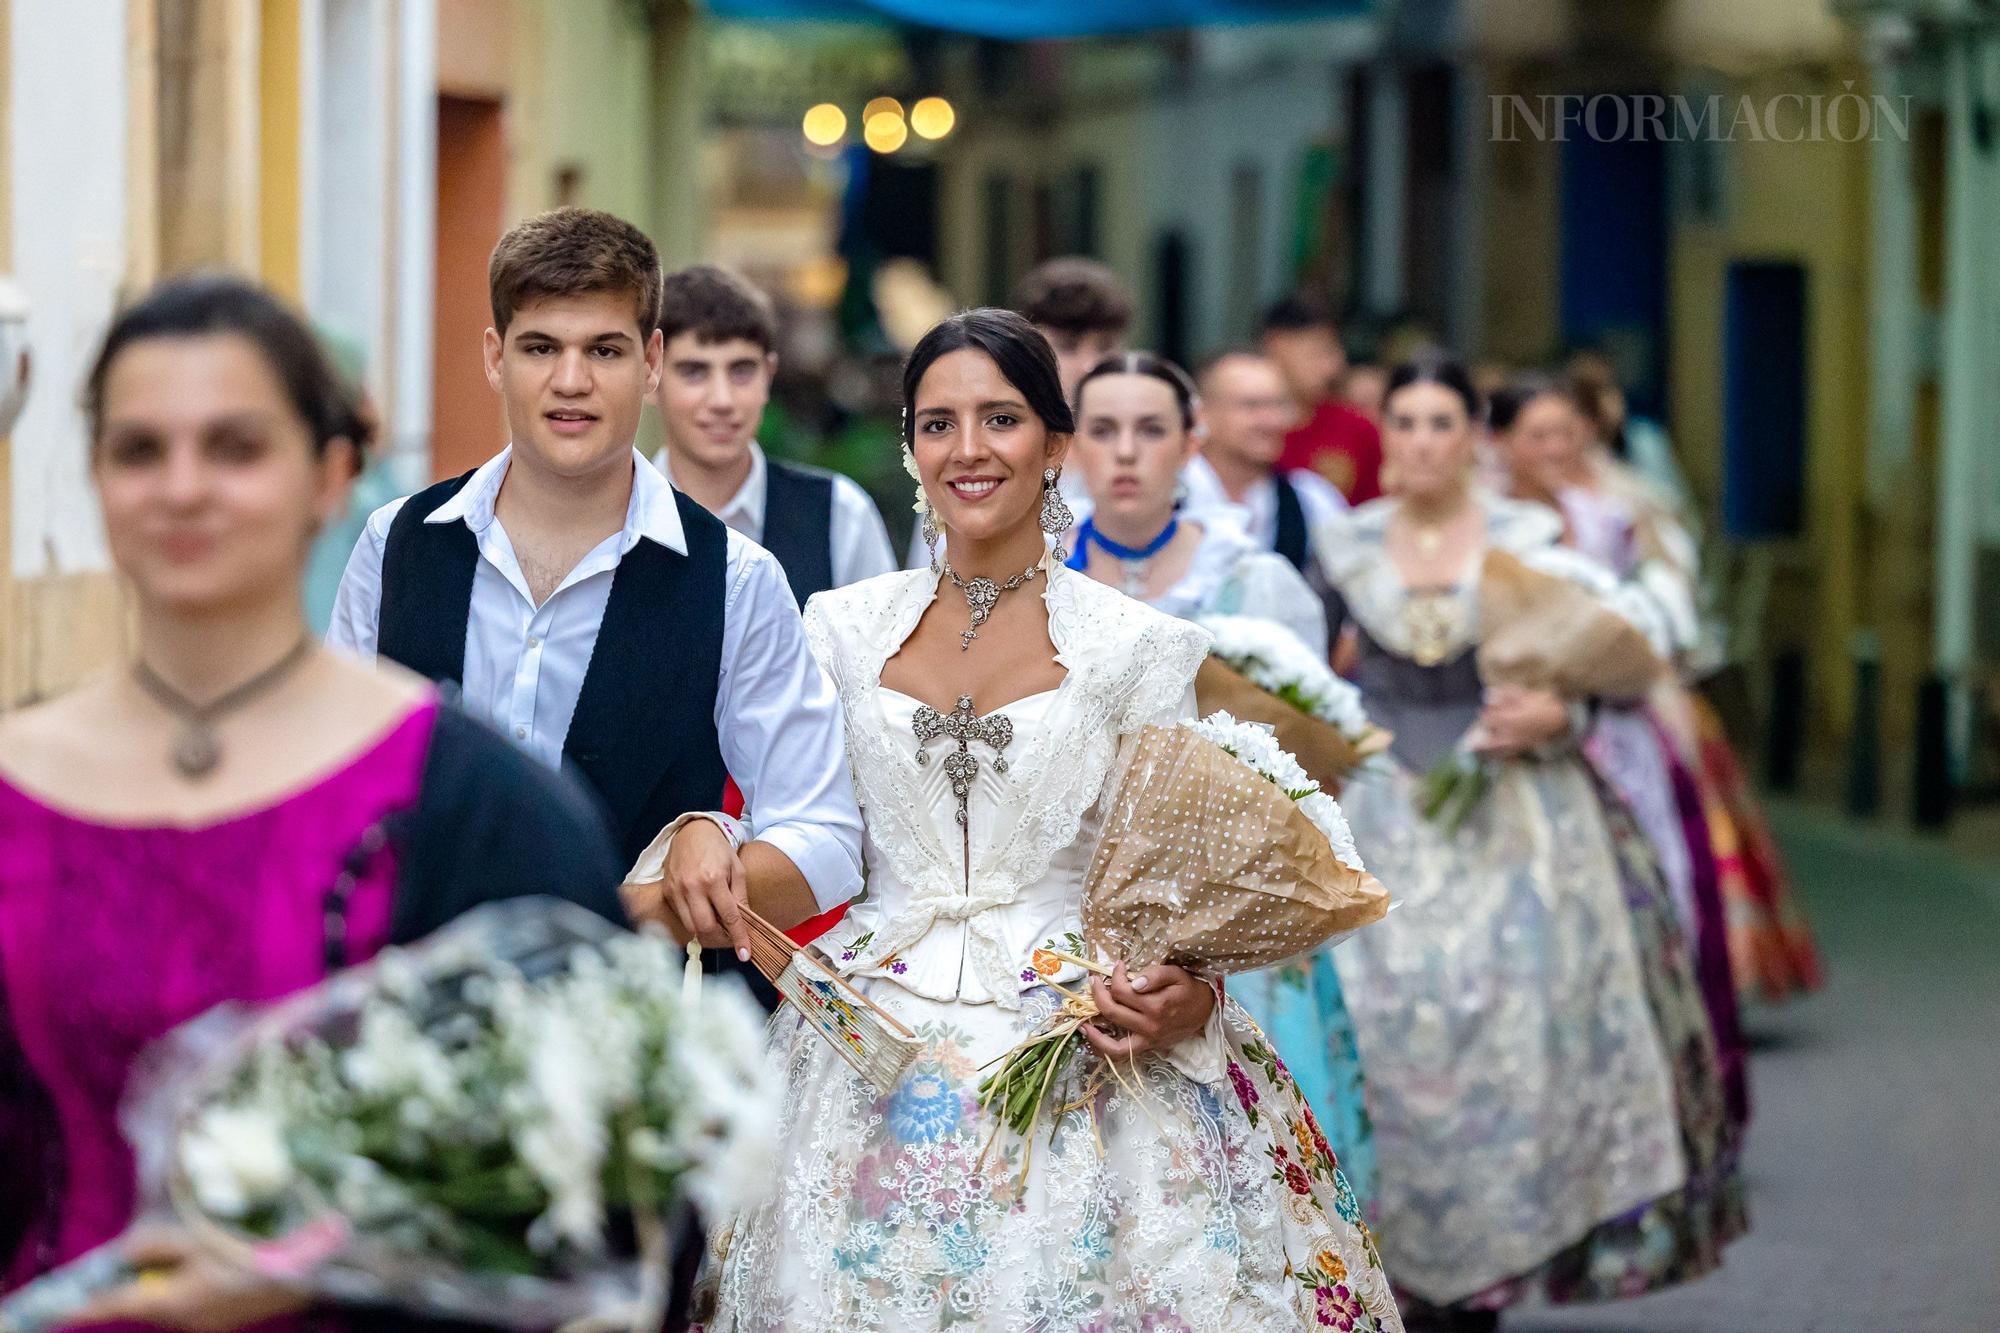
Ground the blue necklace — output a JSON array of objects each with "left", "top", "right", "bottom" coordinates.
[{"left": 1068, "top": 516, "right": 1179, "bottom": 595}]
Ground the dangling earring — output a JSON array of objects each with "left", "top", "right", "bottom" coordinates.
[
  {"left": 920, "top": 496, "right": 941, "bottom": 570},
  {"left": 1040, "top": 467, "right": 1075, "bottom": 563},
  {"left": 902, "top": 438, "right": 941, "bottom": 570}
]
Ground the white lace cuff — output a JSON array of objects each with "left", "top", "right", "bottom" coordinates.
[
  {"left": 1160, "top": 979, "right": 1229, "bottom": 1084},
  {"left": 622, "top": 811, "right": 749, "bottom": 885}
]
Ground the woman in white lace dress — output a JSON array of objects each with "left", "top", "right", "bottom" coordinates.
[{"left": 708, "top": 311, "right": 1401, "bottom": 1332}]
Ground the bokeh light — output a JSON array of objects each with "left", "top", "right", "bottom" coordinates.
[
  {"left": 864, "top": 111, "right": 908, "bottom": 154},
  {"left": 801, "top": 103, "right": 847, "bottom": 147},
  {"left": 911, "top": 97, "right": 956, "bottom": 140},
  {"left": 862, "top": 96, "right": 904, "bottom": 123}
]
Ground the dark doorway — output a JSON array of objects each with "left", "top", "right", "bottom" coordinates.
[
  {"left": 1722, "top": 260, "right": 1809, "bottom": 540},
  {"left": 1559, "top": 107, "right": 1669, "bottom": 418}
]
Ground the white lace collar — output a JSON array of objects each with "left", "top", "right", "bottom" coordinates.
[
  {"left": 1147, "top": 518, "right": 1263, "bottom": 621},
  {"left": 803, "top": 561, "right": 1209, "bottom": 1007},
  {"left": 1318, "top": 491, "right": 1564, "bottom": 658}
]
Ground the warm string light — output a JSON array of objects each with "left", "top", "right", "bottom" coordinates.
[
  {"left": 801, "top": 102, "right": 847, "bottom": 147},
  {"left": 864, "top": 110, "right": 909, "bottom": 154},
  {"left": 802, "top": 96, "right": 957, "bottom": 155},
  {"left": 911, "top": 96, "right": 956, "bottom": 140}
]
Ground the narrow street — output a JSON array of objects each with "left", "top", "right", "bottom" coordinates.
[{"left": 1517, "top": 804, "right": 2000, "bottom": 1333}]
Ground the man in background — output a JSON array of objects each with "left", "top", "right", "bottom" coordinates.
[
  {"left": 655, "top": 263, "right": 895, "bottom": 605},
  {"left": 1262, "top": 296, "right": 1383, "bottom": 504},
  {"left": 1016, "top": 255, "right": 1135, "bottom": 401},
  {"left": 1184, "top": 349, "right": 1348, "bottom": 575}
]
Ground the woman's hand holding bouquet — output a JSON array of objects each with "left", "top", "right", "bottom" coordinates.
[{"left": 977, "top": 712, "right": 1389, "bottom": 1157}]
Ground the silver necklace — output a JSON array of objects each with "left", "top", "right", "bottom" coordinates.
[
  {"left": 940, "top": 556, "right": 1042, "bottom": 651},
  {"left": 132, "top": 636, "right": 316, "bottom": 780}
]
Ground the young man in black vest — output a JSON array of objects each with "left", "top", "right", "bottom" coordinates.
[
  {"left": 328, "top": 209, "right": 863, "bottom": 996},
  {"left": 1183, "top": 349, "right": 1348, "bottom": 575},
  {"left": 653, "top": 264, "right": 893, "bottom": 606}
]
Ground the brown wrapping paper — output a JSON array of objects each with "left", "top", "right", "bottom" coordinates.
[
  {"left": 1194, "top": 657, "right": 1373, "bottom": 793},
  {"left": 1477, "top": 548, "right": 1664, "bottom": 702},
  {"left": 1081, "top": 724, "right": 1390, "bottom": 976}
]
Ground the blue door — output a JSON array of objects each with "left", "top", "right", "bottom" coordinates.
[
  {"left": 1559, "top": 117, "right": 1669, "bottom": 418},
  {"left": 1722, "top": 261, "right": 1808, "bottom": 540}
]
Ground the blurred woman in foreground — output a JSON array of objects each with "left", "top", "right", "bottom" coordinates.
[{"left": 0, "top": 275, "right": 624, "bottom": 1331}]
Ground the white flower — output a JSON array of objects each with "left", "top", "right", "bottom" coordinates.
[
  {"left": 1196, "top": 613, "right": 1376, "bottom": 742},
  {"left": 668, "top": 980, "right": 782, "bottom": 1218},
  {"left": 1184, "top": 711, "right": 1366, "bottom": 872},
  {"left": 501, "top": 990, "right": 611, "bottom": 1254},
  {"left": 169, "top": 910, "right": 790, "bottom": 1277},
  {"left": 340, "top": 999, "right": 462, "bottom": 1110},
  {"left": 179, "top": 1103, "right": 293, "bottom": 1219}
]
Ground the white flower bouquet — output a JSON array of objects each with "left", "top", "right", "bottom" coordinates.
[
  {"left": 0, "top": 898, "right": 779, "bottom": 1333},
  {"left": 1194, "top": 614, "right": 1390, "bottom": 791},
  {"left": 978, "top": 712, "right": 1388, "bottom": 1147}
]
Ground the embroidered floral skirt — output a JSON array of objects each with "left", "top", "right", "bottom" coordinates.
[
  {"left": 705, "top": 980, "right": 1403, "bottom": 1332},
  {"left": 1404, "top": 787, "right": 1749, "bottom": 1319},
  {"left": 1331, "top": 756, "right": 1689, "bottom": 1306},
  {"left": 1228, "top": 950, "right": 1378, "bottom": 1215}
]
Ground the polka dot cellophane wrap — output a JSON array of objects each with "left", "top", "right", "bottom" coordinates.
[
  {"left": 1080, "top": 724, "right": 1390, "bottom": 976},
  {"left": 1478, "top": 548, "right": 1663, "bottom": 699}
]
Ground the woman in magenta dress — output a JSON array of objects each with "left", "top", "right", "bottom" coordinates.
[{"left": 0, "top": 276, "right": 624, "bottom": 1331}]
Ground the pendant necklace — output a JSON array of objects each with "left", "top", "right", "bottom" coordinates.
[
  {"left": 911, "top": 694, "right": 1013, "bottom": 827},
  {"left": 132, "top": 635, "right": 316, "bottom": 780},
  {"left": 940, "top": 555, "right": 1043, "bottom": 650},
  {"left": 1068, "top": 516, "right": 1179, "bottom": 598}
]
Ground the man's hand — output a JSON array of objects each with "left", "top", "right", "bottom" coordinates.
[
  {"left": 1082, "top": 962, "right": 1217, "bottom": 1061},
  {"left": 1471, "top": 684, "right": 1572, "bottom": 759},
  {"left": 71, "top": 1227, "right": 309, "bottom": 1332},
  {"left": 624, "top": 819, "right": 751, "bottom": 961}
]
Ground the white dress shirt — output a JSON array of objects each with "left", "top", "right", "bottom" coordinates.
[
  {"left": 326, "top": 446, "right": 865, "bottom": 911},
  {"left": 661, "top": 441, "right": 897, "bottom": 592},
  {"left": 1179, "top": 453, "right": 1349, "bottom": 568}
]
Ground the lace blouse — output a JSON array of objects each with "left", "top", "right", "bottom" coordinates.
[
  {"left": 1145, "top": 518, "right": 1329, "bottom": 656},
  {"left": 1318, "top": 492, "right": 1678, "bottom": 669},
  {"left": 803, "top": 562, "right": 1211, "bottom": 1011}
]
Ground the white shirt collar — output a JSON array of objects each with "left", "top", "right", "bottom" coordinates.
[
  {"left": 714, "top": 441, "right": 768, "bottom": 536},
  {"left": 658, "top": 441, "right": 766, "bottom": 540},
  {"left": 426, "top": 445, "right": 688, "bottom": 556}
]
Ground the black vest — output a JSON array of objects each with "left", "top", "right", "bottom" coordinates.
[
  {"left": 1273, "top": 472, "right": 1309, "bottom": 571},
  {"left": 760, "top": 457, "right": 838, "bottom": 608},
  {"left": 375, "top": 471, "right": 728, "bottom": 870}
]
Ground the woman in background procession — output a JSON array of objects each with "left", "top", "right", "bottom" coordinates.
[
  {"left": 1064, "top": 349, "right": 1378, "bottom": 1207},
  {"left": 707, "top": 310, "right": 1400, "bottom": 1331},
  {"left": 1492, "top": 374, "right": 1751, "bottom": 1130},
  {"left": 0, "top": 275, "right": 627, "bottom": 1331},
  {"left": 1566, "top": 365, "right": 1825, "bottom": 1005},
  {"left": 1314, "top": 357, "right": 1740, "bottom": 1329}
]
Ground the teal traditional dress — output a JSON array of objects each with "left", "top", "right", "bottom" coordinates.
[{"left": 1101, "top": 513, "right": 1381, "bottom": 1210}]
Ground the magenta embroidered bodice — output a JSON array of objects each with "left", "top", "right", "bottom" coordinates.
[{"left": 0, "top": 702, "right": 437, "bottom": 1328}]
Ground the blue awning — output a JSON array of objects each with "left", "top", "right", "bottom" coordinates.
[{"left": 704, "top": 0, "right": 1369, "bottom": 40}]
